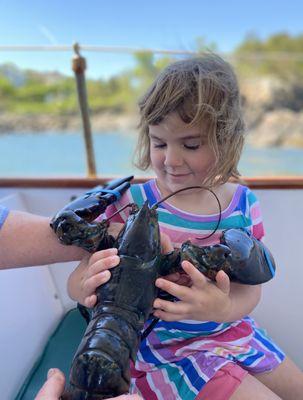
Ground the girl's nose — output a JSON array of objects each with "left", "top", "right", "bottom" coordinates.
[{"left": 164, "top": 147, "right": 183, "bottom": 167}]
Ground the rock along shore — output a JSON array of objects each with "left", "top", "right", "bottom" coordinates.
[
  {"left": 0, "top": 112, "right": 138, "bottom": 135},
  {"left": 1, "top": 77, "right": 303, "bottom": 148}
]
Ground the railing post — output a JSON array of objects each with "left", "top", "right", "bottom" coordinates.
[{"left": 72, "top": 42, "right": 97, "bottom": 178}]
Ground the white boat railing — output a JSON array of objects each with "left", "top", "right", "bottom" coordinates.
[{"left": 1, "top": 44, "right": 303, "bottom": 60}]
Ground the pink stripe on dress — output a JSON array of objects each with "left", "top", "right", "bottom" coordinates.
[
  {"left": 150, "top": 180, "right": 244, "bottom": 222},
  {"left": 252, "top": 222, "right": 265, "bottom": 240}
]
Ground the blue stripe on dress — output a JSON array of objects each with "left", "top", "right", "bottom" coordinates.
[
  {"left": 154, "top": 320, "right": 227, "bottom": 333},
  {"left": 254, "top": 330, "right": 285, "bottom": 360},
  {"left": 236, "top": 186, "right": 249, "bottom": 214},
  {"left": 143, "top": 181, "right": 160, "bottom": 208},
  {"left": 239, "top": 350, "right": 263, "bottom": 367},
  {"left": 175, "top": 357, "right": 207, "bottom": 390},
  {"left": 162, "top": 363, "right": 198, "bottom": 399},
  {"left": 140, "top": 338, "right": 162, "bottom": 366}
]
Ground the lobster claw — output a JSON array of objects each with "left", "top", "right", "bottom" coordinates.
[
  {"left": 50, "top": 175, "right": 133, "bottom": 252},
  {"left": 180, "top": 241, "right": 232, "bottom": 280},
  {"left": 220, "top": 228, "right": 276, "bottom": 284},
  {"left": 179, "top": 229, "right": 276, "bottom": 284}
]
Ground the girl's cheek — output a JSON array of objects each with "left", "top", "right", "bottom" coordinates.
[{"left": 150, "top": 153, "right": 163, "bottom": 168}]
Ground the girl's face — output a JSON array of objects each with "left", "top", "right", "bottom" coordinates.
[{"left": 149, "top": 112, "right": 216, "bottom": 196}]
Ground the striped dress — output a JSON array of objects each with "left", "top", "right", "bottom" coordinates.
[{"left": 104, "top": 179, "right": 285, "bottom": 400}]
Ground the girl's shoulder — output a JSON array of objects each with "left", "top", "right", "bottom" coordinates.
[
  {"left": 229, "top": 182, "right": 264, "bottom": 239},
  {"left": 224, "top": 182, "right": 260, "bottom": 207}
]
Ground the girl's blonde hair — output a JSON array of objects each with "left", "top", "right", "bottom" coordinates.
[{"left": 134, "top": 53, "right": 245, "bottom": 187}]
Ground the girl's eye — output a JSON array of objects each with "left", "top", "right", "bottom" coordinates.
[
  {"left": 184, "top": 143, "right": 200, "bottom": 150},
  {"left": 153, "top": 143, "right": 166, "bottom": 149}
]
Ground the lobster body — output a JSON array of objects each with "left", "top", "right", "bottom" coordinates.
[{"left": 64, "top": 202, "right": 162, "bottom": 399}]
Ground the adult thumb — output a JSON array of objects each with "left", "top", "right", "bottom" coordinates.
[{"left": 35, "top": 368, "right": 65, "bottom": 399}]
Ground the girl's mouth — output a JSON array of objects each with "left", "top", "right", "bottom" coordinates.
[{"left": 167, "top": 172, "right": 190, "bottom": 178}]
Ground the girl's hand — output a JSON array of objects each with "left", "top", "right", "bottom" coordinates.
[
  {"left": 159, "top": 233, "right": 192, "bottom": 286},
  {"left": 108, "top": 222, "right": 124, "bottom": 239},
  {"left": 67, "top": 232, "right": 178, "bottom": 310},
  {"left": 67, "top": 248, "right": 120, "bottom": 308},
  {"left": 153, "top": 260, "right": 231, "bottom": 322}
]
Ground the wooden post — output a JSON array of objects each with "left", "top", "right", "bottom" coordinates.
[{"left": 72, "top": 42, "right": 97, "bottom": 177}]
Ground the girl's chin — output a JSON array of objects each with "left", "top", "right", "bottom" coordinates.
[{"left": 158, "top": 177, "right": 196, "bottom": 194}]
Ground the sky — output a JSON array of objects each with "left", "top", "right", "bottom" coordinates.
[{"left": 0, "top": 0, "right": 303, "bottom": 79}]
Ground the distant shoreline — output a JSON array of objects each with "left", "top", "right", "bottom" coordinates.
[
  {"left": 1, "top": 110, "right": 303, "bottom": 148},
  {"left": 0, "top": 112, "right": 138, "bottom": 135}
]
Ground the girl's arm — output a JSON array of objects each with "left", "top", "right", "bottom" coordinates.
[
  {"left": 153, "top": 261, "right": 261, "bottom": 323},
  {"left": 223, "top": 281, "right": 261, "bottom": 322},
  {"left": 0, "top": 211, "right": 87, "bottom": 269}
]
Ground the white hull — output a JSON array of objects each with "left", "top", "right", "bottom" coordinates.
[{"left": 0, "top": 182, "right": 302, "bottom": 399}]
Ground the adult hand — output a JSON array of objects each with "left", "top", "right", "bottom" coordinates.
[
  {"left": 35, "top": 368, "right": 142, "bottom": 400},
  {"left": 35, "top": 368, "right": 65, "bottom": 399}
]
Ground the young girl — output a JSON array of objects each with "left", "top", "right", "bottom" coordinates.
[{"left": 68, "top": 54, "right": 303, "bottom": 400}]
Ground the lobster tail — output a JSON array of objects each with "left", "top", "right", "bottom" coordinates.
[{"left": 65, "top": 311, "right": 139, "bottom": 399}]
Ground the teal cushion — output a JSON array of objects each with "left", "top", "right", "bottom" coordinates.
[{"left": 15, "top": 308, "right": 86, "bottom": 400}]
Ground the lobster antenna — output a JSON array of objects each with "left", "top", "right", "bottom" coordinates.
[
  {"left": 152, "top": 186, "right": 222, "bottom": 241},
  {"left": 106, "top": 203, "right": 135, "bottom": 221}
]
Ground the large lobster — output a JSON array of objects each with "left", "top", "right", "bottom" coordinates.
[{"left": 50, "top": 177, "right": 276, "bottom": 399}]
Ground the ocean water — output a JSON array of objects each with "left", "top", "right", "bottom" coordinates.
[{"left": 0, "top": 131, "right": 303, "bottom": 177}]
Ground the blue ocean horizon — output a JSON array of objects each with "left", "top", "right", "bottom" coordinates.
[{"left": 1, "top": 131, "right": 303, "bottom": 177}]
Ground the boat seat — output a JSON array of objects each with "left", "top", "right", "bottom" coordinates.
[{"left": 15, "top": 308, "right": 86, "bottom": 400}]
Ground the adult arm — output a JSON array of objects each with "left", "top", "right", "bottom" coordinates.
[{"left": 0, "top": 211, "right": 87, "bottom": 269}]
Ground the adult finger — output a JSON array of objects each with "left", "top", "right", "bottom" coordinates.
[
  {"left": 84, "top": 294, "right": 97, "bottom": 308},
  {"left": 35, "top": 368, "right": 65, "bottom": 399}
]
